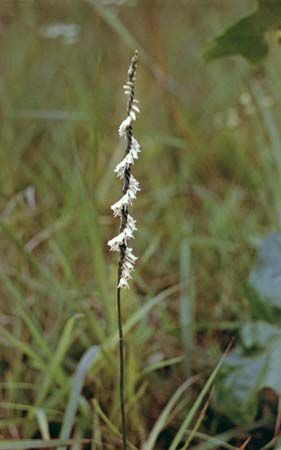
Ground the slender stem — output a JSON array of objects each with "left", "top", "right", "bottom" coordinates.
[
  {"left": 112, "top": 51, "right": 138, "bottom": 450},
  {"left": 117, "top": 285, "right": 127, "bottom": 450}
]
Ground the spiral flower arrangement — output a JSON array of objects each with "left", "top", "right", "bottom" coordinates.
[
  {"left": 108, "top": 50, "right": 140, "bottom": 289},
  {"left": 107, "top": 51, "right": 140, "bottom": 450}
]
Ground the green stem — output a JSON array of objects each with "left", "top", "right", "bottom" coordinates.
[{"left": 117, "top": 286, "right": 127, "bottom": 450}]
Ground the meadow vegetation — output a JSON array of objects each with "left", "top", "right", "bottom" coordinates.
[{"left": 0, "top": 1, "right": 281, "bottom": 448}]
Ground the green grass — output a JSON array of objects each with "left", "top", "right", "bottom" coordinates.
[{"left": 0, "top": 1, "right": 281, "bottom": 448}]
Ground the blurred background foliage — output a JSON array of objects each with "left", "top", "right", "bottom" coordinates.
[{"left": 0, "top": 0, "right": 281, "bottom": 448}]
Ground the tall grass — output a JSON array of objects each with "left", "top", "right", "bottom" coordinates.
[{"left": 0, "top": 1, "right": 280, "bottom": 448}]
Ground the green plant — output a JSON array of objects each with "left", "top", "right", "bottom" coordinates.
[
  {"left": 107, "top": 50, "right": 141, "bottom": 450},
  {"left": 204, "top": 0, "right": 281, "bottom": 63},
  {"left": 215, "top": 233, "right": 281, "bottom": 424}
]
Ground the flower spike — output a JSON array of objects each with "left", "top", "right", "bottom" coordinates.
[{"left": 108, "top": 50, "right": 141, "bottom": 289}]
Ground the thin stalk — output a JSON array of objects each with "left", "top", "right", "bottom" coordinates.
[
  {"left": 117, "top": 285, "right": 127, "bottom": 450},
  {"left": 108, "top": 51, "right": 140, "bottom": 450}
]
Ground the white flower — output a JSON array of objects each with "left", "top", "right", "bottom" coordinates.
[
  {"left": 107, "top": 214, "right": 137, "bottom": 252},
  {"left": 118, "top": 278, "right": 129, "bottom": 289},
  {"left": 123, "top": 81, "right": 133, "bottom": 88},
  {"left": 129, "top": 175, "right": 140, "bottom": 195},
  {"left": 131, "top": 137, "right": 141, "bottom": 157},
  {"left": 111, "top": 193, "right": 131, "bottom": 217},
  {"left": 111, "top": 176, "right": 140, "bottom": 216},
  {"left": 108, "top": 232, "right": 126, "bottom": 251},
  {"left": 119, "top": 116, "right": 132, "bottom": 136},
  {"left": 127, "top": 214, "right": 137, "bottom": 233},
  {"left": 123, "top": 82, "right": 133, "bottom": 94},
  {"left": 108, "top": 51, "right": 140, "bottom": 289},
  {"left": 118, "top": 247, "right": 138, "bottom": 288},
  {"left": 111, "top": 193, "right": 133, "bottom": 218},
  {"left": 114, "top": 138, "right": 141, "bottom": 179},
  {"left": 114, "top": 153, "right": 134, "bottom": 179}
]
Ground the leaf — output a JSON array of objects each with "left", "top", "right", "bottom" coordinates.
[
  {"left": 35, "top": 314, "right": 82, "bottom": 406},
  {"left": 204, "top": 0, "right": 281, "bottom": 63},
  {"left": 0, "top": 439, "right": 89, "bottom": 449},
  {"left": 240, "top": 320, "right": 280, "bottom": 351},
  {"left": 143, "top": 377, "right": 197, "bottom": 450},
  {"left": 93, "top": 400, "right": 138, "bottom": 450},
  {"left": 168, "top": 346, "right": 229, "bottom": 450},
  {"left": 215, "top": 321, "right": 281, "bottom": 424},
  {"left": 179, "top": 232, "right": 194, "bottom": 377},
  {"left": 58, "top": 346, "right": 99, "bottom": 450},
  {"left": 249, "top": 232, "right": 281, "bottom": 311}
]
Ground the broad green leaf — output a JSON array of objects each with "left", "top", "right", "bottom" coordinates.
[
  {"left": 215, "top": 321, "right": 281, "bottom": 424},
  {"left": 249, "top": 232, "right": 281, "bottom": 311},
  {"left": 204, "top": 0, "right": 281, "bottom": 63},
  {"left": 240, "top": 320, "right": 280, "bottom": 351}
]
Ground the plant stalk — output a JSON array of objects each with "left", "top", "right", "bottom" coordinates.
[{"left": 117, "top": 284, "right": 127, "bottom": 450}]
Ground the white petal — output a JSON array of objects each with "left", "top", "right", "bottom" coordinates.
[
  {"left": 118, "top": 246, "right": 138, "bottom": 289},
  {"left": 127, "top": 214, "right": 137, "bottom": 232},
  {"left": 119, "top": 116, "right": 132, "bottom": 136},
  {"left": 130, "top": 110, "right": 136, "bottom": 121},
  {"left": 131, "top": 137, "right": 141, "bottom": 154},
  {"left": 114, "top": 152, "right": 136, "bottom": 178},
  {"left": 132, "top": 104, "right": 140, "bottom": 113},
  {"left": 111, "top": 194, "right": 128, "bottom": 217},
  {"left": 118, "top": 277, "right": 129, "bottom": 289},
  {"left": 123, "top": 260, "right": 134, "bottom": 270},
  {"left": 132, "top": 136, "right": 140, "bottom": 148},
  {"left": 114, "top": 137, "right": 141, "bottom": 178},
  {"left": 107, "top": 231, "right": 125, "bottom": 251},
  {"left": 114, "top": 159, "right": 127, "bottom": 179},
  {"left": 126, "top": 247, "right": 138, "bottom": 263},
  {"left": 123, "top": 223, "right": 134, "bottom": 240},
  {"left": 111, "top": 190, "right": 136, "bottom": 217},
  {"left": 129, "top": 175, "right": 140, "bottom": 194},
  {"left": 127, "top": 188, "right": 137, "bottom": 202},
  {"left": 130, "top": 148, "right": 138, "bottom": 160},
  {"left": 125, "top": 190, "right": 136, "bottom": 205}
]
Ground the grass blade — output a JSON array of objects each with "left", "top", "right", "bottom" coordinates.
[
  {"left": 58, "top": 346, "right": 99, "bottom": 450},
  {"left": 35, "top": 409, "right": 50, "bottom": 440},
  {"left": 0, "top": 439, "right": 90, "bottom": 449},
  {"left": 180, "top": 231, "right": 194, "bottom": 377},
  {"left": 143, "top": 377, "right": 198, "bottom": 450},
  {"left": 181, "top": 391, "right": 212, "bottom": 450},
  {"left": 35, "top": 314, "right": 83, "bottom": 405},
  {"left": 168, "top": 343, "right": 232, "bottom": 450},
  {"left": 93, "top": 400, "right": 138, "bottom": 450}
]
